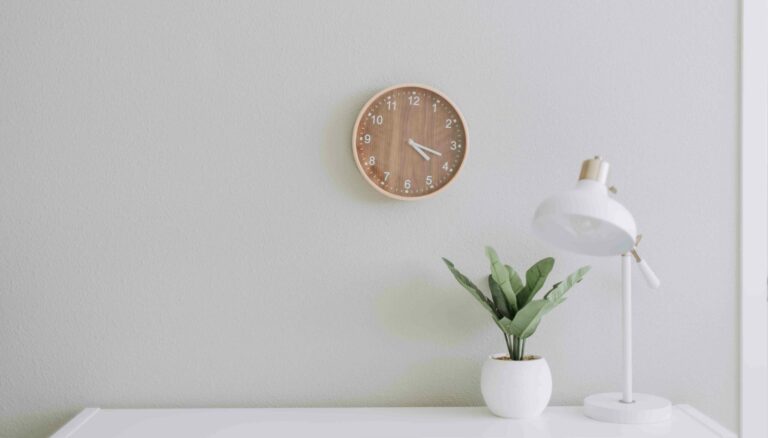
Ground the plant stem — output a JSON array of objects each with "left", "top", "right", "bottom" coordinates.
[
  {"left": 512, "top": 337, "right": 521, "bottom": 360},
  {"left": 519, "top": 339, "right": 526, "bottom": 359},
  {"left": 504, "top": 335, "right": 514, "bottom": 359}
]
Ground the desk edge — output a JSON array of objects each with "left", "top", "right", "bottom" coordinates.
[
  {"left": 50, "top": 408, "right": 100, "bottom": 438},
  {"left": 49, "top": 405, "right": 737, "bottom": 438},
  {"left": 676, "top": 405, "right": 737, "bottom": 438}
]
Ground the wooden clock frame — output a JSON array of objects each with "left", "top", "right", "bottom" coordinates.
[{"left": 351, "top": 83, "right": 468, "bottom": 200}]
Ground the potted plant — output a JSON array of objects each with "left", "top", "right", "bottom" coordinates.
[{"left": 442, "top": 247, "right": 590, "bottom": 419}]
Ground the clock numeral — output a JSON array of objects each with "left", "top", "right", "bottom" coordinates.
[
  {"left": 445, "top": 119, "right": 452, "bottom": 128},
  {"left": 432, "top": 102, "right": 437, "bottom": 112},
  {"left": 371, "top": 115, "right": 383, "bottom": 125},
  {"left": 363, "top": 134, "right": 372, "bottom": 144},
  {"left": 368, "top": 156, "right": 376, "bottom": 166},
  {"left": 426, "top": 175, "right": 433, "bottom": 185},
  {"left": 404, "top": 179, "right": 412, "bottom": 190},
  {"left": 383, "top": 171, "right": 391, "bottom": 182},
  {"left": 387, "top": 100, "right": 396, "bottom": 111},
  {"left": 450, "top": 140, "right": 458, "bottom": 150},
  {"left": 408, "top": 95, "right": 420, "bottom": 106},
  {"left": 442, "top": 162, "right": 449, "bottom": 171}
]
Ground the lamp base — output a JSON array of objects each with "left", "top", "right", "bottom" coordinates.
[{"left": 584, "top": 392, "right": 671, "bottom": 424}]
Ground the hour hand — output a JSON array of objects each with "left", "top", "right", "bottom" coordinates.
[
  {"left": 408, "top": 139, "right": 443, "bottom": 157},
  {"left": 408, "top": 138, "right": 431, "bottom": 161}
]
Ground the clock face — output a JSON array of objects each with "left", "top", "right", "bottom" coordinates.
[{"left": 352, "top": 84, "right": 467, "bottom": 200}]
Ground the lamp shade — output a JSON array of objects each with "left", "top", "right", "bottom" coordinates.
[{"left": 532, "top": 179, "right": 637, "bottom": 256}]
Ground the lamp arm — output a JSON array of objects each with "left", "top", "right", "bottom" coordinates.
[{"left": 630, "top": 248, "right": 661, "bottom": 289}]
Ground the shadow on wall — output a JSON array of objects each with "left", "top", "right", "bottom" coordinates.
[
  {"left": 378, "top": 356, "right": 482, "bottom": 406},
  {"left": 320, "top": 87, "right": 397, "bottom": 203},
  {"left": 374, "top": 275, "right": 489, "bottom": 345},
  {"left": 7, "top": 409, "right": 79, "bottom": 438}
]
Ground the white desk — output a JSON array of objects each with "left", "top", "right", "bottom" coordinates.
[{"left": 52, "top": 406, "right": 735, "bottom": 438}]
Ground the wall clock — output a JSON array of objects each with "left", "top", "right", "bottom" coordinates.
[{"left": 352, "top": 84, "right": 468, "bottom": 200}]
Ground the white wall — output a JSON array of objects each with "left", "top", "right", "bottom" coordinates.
[{"left": 0, "top": 1, "right": 739, "bottom": 436}]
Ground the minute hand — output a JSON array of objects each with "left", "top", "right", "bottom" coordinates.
[
  {"left": 408, "top": 139, "right": 443, "bottom": 157},
  {"left": 407, "top": 139, "right": 430, "bottom": 160}
]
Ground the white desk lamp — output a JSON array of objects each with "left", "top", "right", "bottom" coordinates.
[{"left": 532, "top": 156, "right": 671, "bottom": 424}]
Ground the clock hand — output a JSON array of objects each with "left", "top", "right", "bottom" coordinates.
[
  {"left": 407, "top": 138, "right": 431, "bottom": 161},
  {"left": 408, "top": 139, "right": 443, "bottom": 157}
]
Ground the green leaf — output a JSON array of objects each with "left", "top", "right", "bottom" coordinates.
[
  {"left": 493, "top": 317, "right": 511, "bottom": 335},
  {"left": 485, "top": 247, "right": 510, "bottom": 287},
  {"left": 508, "top": 300, "right": 551, "bottom": 339},
  {"left": 516, "top": 257, "right": 555, "bottom": 307},
  {"left": 489, "top": 275, "right": 512, "bottom": 318},
  {"left": 485, "top": 247, "right": 517, "bottom": 311},
  {"left": 544, "top": 265, "right": 591, "bottom": 305},
  {"left": 496, "top": 316, "right": 516, "bottom": 336},
  {"left": 442, "top": 258, "right": 500, "bottom": 319},
  {"left": 526, "top": 257, "right": 555, "bottom": 294},
  {"left": 506, "top": 265, "right": 524, "bottom": 294},
  {"left": 541, "top": 297, "right": 565, "bottom": 316}
]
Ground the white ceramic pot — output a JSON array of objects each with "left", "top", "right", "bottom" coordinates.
[{"left": 480, "top": 353, "right": 552, "bottom": 419}]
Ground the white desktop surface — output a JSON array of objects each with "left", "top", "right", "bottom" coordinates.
[{"left": 52, "top": 406, "right": 735, "bottom": 438}]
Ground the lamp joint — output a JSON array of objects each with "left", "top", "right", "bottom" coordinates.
[{"left": 578, "top": 156, "right": 610, "bottom": 185}]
